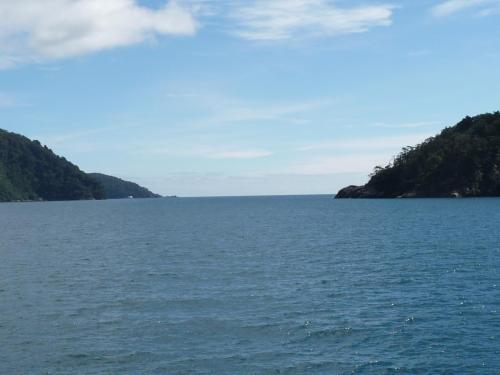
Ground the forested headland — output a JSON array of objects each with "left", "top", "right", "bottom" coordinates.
[
  {"left": 0, "top": 129, "right": 161, "bottom": 202},
  {"left": 337, "top": 112, "right": 500, "bottom": 198}
]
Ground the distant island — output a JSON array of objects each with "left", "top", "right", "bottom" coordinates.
[
  {"left": 337, "top": 111, "right": 500, "bottom": 198},
  {"left": 89, "top": 173, "right": 161, "bottom": 199},
  {"left": 0, "top": 129, "right": 162, "bottom": 202}
]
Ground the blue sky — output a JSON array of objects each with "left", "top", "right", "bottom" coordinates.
[{"left": 0, "top": 0, "right": 499, "bottom": 196}]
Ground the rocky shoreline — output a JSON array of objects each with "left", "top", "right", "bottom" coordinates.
[{"left": 335, "top": 185, "right": 463, "bottom": 199}]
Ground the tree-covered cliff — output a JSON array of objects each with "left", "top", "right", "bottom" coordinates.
[
  {"left": 0, "top": 129, "right": 104, "bottom": 202},
  {"left": 336, "top": 112, "right": 500, "bottom": 198}
]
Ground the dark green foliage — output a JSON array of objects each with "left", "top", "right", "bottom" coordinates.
[
  {"left": 365, "top": 112, "right": 500, "bottom": 197},
  {"left": 0, "top": 129, "right": 104, "bottom": 202},
  {"left": 88, "top": 173, "right": 161, "bottom": 199}
]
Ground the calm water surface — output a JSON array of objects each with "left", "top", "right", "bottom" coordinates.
[{"left": 1, "top": 196, "right": 499, "bottom": 374}]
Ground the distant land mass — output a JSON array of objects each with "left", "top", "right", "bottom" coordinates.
[
  {"left": 337, "top": 112, "right": 500, "bottom": 198},
  {"left": 0, "top": 129, "right": 104, "bottom": 202},
  {"left": 0, "top": 129, "right": 162, "bottom": 202},
  {"left": 88, "top": 173, "right": 161, "bottom": 199}
]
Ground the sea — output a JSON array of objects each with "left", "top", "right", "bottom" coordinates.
[{"left": 1, "top": 195, "right": 499, "bottom": 374}]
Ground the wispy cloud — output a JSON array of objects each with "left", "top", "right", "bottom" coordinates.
[
  {"left": 0, "top": 0, "right": 198, "bottom": 67},
  {"left": 431, "top": 0, "right": 498, "bottom": 17},
  {"left": 163, "top": 88, "right": 332, "bottom": 127},
  {"left": 289, "top": 153, "right": 392, "bottom": 175},
  {"left": 293, "top": 133, "right": 433, "bottom": 175},
  {"left": 206, "top": 150, "right": 273, "bottom": 159},
  {"left": 141, "top": 145, "right": 273, "bottom": 160},
  {"left": 203, "top": 98, "right": 329, "bottom": 126},
  {"left": 0, "top": 93, "right": 15, "bottom": 108},
  {"left": 298, "top": 133, "right": 432, "bottom": 152},
  {"left": 407, "top": 49, "right": 432, "bottom": 57},
  {"left": 230, "top": 0, "right": 395, "bottom": 41},
  {"left": 370, "top": 121, "right": 441, "bottom": 129}
]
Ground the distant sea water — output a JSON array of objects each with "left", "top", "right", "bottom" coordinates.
[{"left": 1, "top": 196, "right": 500, "bottom": 374}]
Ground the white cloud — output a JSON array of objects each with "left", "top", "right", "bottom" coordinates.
[
  {"left": 0, "top": 0, "right": 198, "bottom": 67},
  {"left": 230, "top": 0, "right": 395, "bottom": 41},
  {"left": 431, "top": 0, "right": 497, "bottom": 17}
]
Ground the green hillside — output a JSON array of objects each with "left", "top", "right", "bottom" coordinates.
[
  {"left": 336, "top": 112, "right": 500, "bottom": 198},
  {"left": 88, "top": 173, "right": 161, "bottom": 199},
  {"left": 0, "top": 129, "right": 104, "bottom": 202}
]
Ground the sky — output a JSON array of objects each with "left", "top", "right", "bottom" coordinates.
[{"left": 0, "top": 0, "right": 499, "bottom": 196}]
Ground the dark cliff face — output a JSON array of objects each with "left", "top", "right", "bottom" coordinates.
[
  {"left": 0, "top": 129, "right": 104, "bottom": 202},
  {"left": 336, "top": 112, "right": 500, "bottom": 199}
]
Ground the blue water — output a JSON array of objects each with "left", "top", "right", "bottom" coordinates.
[{"left": 1, "top": 196, "right": 499, "bottom": 374}]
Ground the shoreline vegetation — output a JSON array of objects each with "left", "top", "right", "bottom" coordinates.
[
  {"left": 336, "top": 111, "right": 500, "bottom": 199},
  {"left": 0, "top": 129, "right": 162, "bottom": 202},
  {"left": 89, "top": 173, "right": 161, "bottom": 200}
]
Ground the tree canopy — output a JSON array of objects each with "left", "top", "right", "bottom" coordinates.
[
  {"left": 337, "top": 112, "right": 500, "bottom": 198},
  {"left": 88, "top": 173, "right": 161, "bottom": 199},
  {"left": 0, "top": 129, "right": 104, "bottom": 201}
]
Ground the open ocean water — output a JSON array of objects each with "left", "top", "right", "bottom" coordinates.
[{"left": 1, "top": 195, "right": 499, "bottom": 374}]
